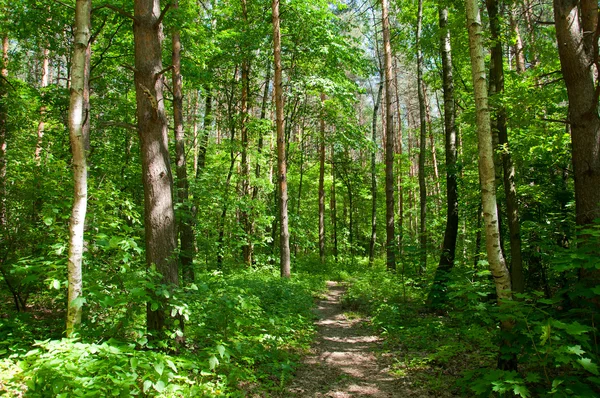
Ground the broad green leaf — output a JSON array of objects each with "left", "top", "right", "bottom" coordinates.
[
  {"left": 154, "top": 361, "right": 164, "bottom": 376},
  {"left": 209, "top": 355, "right": 219, "bottom": 370},
  {"left": 578, "top": 358, "right": 600, "bottom": 375}
]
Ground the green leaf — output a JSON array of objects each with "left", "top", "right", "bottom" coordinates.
[
  {"left": 143, "top": 380, "right": 152, "bottom": 393},
  {"left": 51, "top": 279, "right": 61, "bottom": 290},
  {"left": 43, "top": 216, "right": 53, "bottom": 226},
  {"left": 154, "top": 361, "right": 164, "bottom": 376},
  {"left": 567, "top": 345, "right": 585, "bottom": 356},
  {"left": 578, "top": 358, "right": 600, "bottom": 375},
  {"left": 216, "top": 344, "right": 226, "bottom": 358},
  {"left": 209, "top": 355, "right": 219, "bottom": 370},
  {"left": 153, "top": 380, "right": 166, "bottom": 393},
  {"left": 513, "top": 384, "right": 530, "bottom": 398},
  {"left": 130, "top": 357, "right": 138, "bottom": 370}
]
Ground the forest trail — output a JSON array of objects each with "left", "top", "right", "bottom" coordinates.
[{"left": 284, "top": 281, "right": 431, "bottom": 397}]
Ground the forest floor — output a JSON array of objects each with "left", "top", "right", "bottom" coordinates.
[{"left": 283, "top": 281, "right": 437, "bottom": 397}]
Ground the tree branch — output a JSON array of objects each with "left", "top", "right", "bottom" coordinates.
[
  {"left": 155, "top": 65, "right": 174, "bottom": 80},
  {"left": 155, "top": 3, "right": 173, "bottom": 28},
  {"left": 93, "top": 4, "right": 136, "bottom": 21},
  {"left": 100, "top": 120, "right": 137, "bottom": 131}
]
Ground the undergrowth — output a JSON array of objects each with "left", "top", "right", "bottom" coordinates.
[{"left": 0, "top": 267, "right": 326, "bottom": 397}]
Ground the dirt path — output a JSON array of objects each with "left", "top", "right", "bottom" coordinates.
[{"left": 285, "top": 281, "right": 430, "bottom": 397}]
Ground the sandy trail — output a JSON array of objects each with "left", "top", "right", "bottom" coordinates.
[{"left": 284, "top": 281, "right": 431, "bottom": 397}]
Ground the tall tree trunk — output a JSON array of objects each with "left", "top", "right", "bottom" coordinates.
[
  {"left": 331, "top": 145, "right": 338, "bottom": 262},
  {"left": 428, "top": 5, "right": 459, "bottom": 307},
  {"left": 134, "top": 0, "right": 179, "bottom": 334},
  {"left": 0, "top": 35, "right": 8, "bottom": 230},
  {"left": 172, "top": 0, "right": 194, "bottom": 282},
  {"left": 240, "top": 0, "right": 252, "bottom": 266},
  {"left": 66, "top": 0, "right": 91, "bottom": 337},
  {"left": 554, "top": 0, "right": 600, "bottom": 290},
  {"left": 382, "top": 0, "right": 396, "bottom": 270},
  {"left": 272, "top": 0, "right": 290, "bottom": 278},
  {"left": 486, "top": 0, "right": 524, "bottom": 293},
  {"left": 466, "top": 0, "right": 514, "bottom": 369},
  {"left": 416, "top": 0, "right": 427, "bottom": 273},
  {"left": 35, "top": 48, "right": 49, "bottom": 163},
  {"left": 369, "top": 80, "right": 383, "bottom": 265},
  {"left": 319, "top": 93, "right": 326, "bottom": 264},
  {"left": 509, "top": 6, "right": 526, "bottom": 73},
  {"left": 196, "top": 88, "right": 212, "bottom": 175},
  {"left": 394, "top": 61, "right": 404, "bottom": 255}
]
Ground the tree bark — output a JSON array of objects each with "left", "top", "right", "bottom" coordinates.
[
  {"left": 382, "top": 0, "right": 396, "bottom": 270},
  {"left": 331, "top": 145, "right": 338, "bottom": 262},
  {"left": 272, "top": 0, "right": 290, "bottom": 278},
  {"left": 196, "top": 88, "right": 212, "bottom": 175},
  {"left": 172, "top": 0, "right": 194, "bottom": 283},
  {"left": 416, "top": 0, "right": 428, "bottom": 273},
  {"left": 429, "top": 5, "right": 459, "bottom": 307},
  {"left": 554, "top": 0, "right": 600, "bottom": 289},
  {"left": 66, "top": 0, "right": 91, "bottom": 337},
  {"left": 466, "top": 0, "right": 511, "bottom": 302},
  {"left": 0, "top": 35, "right": 8, "bottom": 230},
  {"left": 369, "top": 80, "right": 383, "bottom": 265},
  {"left": 486, "top": 0, "right": 524, "bottom": 294},
  {"left": 319, "top": 93, "right": 326, "bottom": 264},
  {"left": 134, "top": 0, "right": 179, "bottom": 334},
  {"left": 240, "top": 0, "right": 252, "bottom": 266},
  {"left": 35, "top": 48, "right": 49, "bottom": 163}
]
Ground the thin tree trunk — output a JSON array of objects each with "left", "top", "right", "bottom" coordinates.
[
  {"left": 134, "top": 0, "right": 179, "bottom": 335},
  {"left": 240, "top": 0, "right": 252, "bottom": 266},
  {"left": 172, "top": 0, "right": 194, "bottom": 282},
  {"left": 393, "top": 60, "right": 404, "bottom": 255},
  {"left": 486, "top": 0, "right": 524, "bottom": 294},
  {"left": 331, "top": 145, "right": 338, "bottom": 262},
  {"left": 382, "top": 0, "right": 396, "bottom": 270},
  {"left": 272, "top": 0, "right": 290, "bottom": 278},
  {"left": 319, "top": 93, "right": 326, "bottom": 264},
  {"left": 417, "top": 0, "right": 427, "bottom": 273},
  {"left": 369, "top": 80, "right": 383, "bottom": 265},
  {"left": 509, "top": 6, "right": 526, "bottom": 73},
  {"left": 466, "top": 0, "right": 514, "bottom": 369},
  {"left": 196, "top": 88, "right": 212, "bottom": 175},
  {"left": 0, "top": 35, "right": 8, "bottom": 230},
  {"left": 428, "top": 5, "right": 459, "bottom": 307},
  {"left": 66, "top": 0, "right": 91, "bottom": 337},
  {"left": 35, "top": 48, "right": 49, "bottom": 163}
]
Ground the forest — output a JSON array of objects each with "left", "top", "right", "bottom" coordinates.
[{"left": 0, "top": 0, "right": 599, "bottom": 396}]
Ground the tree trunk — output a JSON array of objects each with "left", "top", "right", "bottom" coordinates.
[
  {"left": 369, "top": 80, "right": 383, "bottom": 265},
  {"left": 393, "top": 60, "right": 404, "bottom": 256},
  {"left": 172, "top": 0, "right": 194, "bottom": 283},
  {"left": 486, "top": 0, "right": 524, "bottom": 294},
  {"left": 0, "top": 35, "right": 8, "bottom": 230},
  {"left": 134, "top": 0, "right": 179, "bottom": 334},
  {"left": 416, "top": 0, "right": 428, "bottom": 273},
  {"left": 319, "top": 93, "right": 326, "bottom": 264},
  {"left": 35, "top": 48, "right": 49, "bottom": 163},
  {"left": 240, "top": 0, "right": 252, "bottom": 266},
  {"left": 428, "top": 5, "right": 459, "bottom": 307},
  {"left": 382, "top": 0, "right": 396, "bottom": 270},
  {"left": 196, "top": 88, "right": 212, "bottom": 175},
  {"left": 509, "top": 6, "right": 526, "bottom": 73},
  {"left": 272, "top": 0, "right": 290, "bottom": 278},
  {"left": 331, "top": 146, "right": 338, "bottom": 262},
  {"left": 554, "top": 0, "right": 600, "bottom": 290},
  {"left": 65, "top": 0, "right": 91, "bottom": 337}
]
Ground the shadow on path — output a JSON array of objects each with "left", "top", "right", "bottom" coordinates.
[{"left": 284, "top": 281, "right": 432, "bottom": 397}]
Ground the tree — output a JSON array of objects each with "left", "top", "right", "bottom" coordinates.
[
  {"left": 486, "top": 0, "right": 524, "bottom": 294},
  {"left": 382, "top": 0, "right": 396, "bottom": 270},
  {"left": 133, "top": 0, "right": 179, "bottom": 333},
  {"left": 319, "top": 93, "right": 326, "bottom": 264},
  {"left": 428, "top": 4, "right": 458, "bottom": 307},
  {"left": 272, "top": 0, "right": 290, "bottom": 278},
  {"left": 466, "top": 0, "right": 514, "bottom": 369},
  {"left": 554, "top": 0, "right": 600, "bottom": 288},
  {"left": 171, "top": 0, "right": 194, "bottom": 283},
  {"left": 65, "top": 0, "right": 91, "bottom": 338},
  {"left": 416, "top": 0, "right": 427, "bottom": 273}
]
